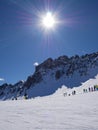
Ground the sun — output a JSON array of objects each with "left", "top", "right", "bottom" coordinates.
[{"left": 42, "top": 12, "right": 56, "bottom": 29}]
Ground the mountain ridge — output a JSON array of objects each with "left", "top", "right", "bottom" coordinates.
[{"left": 0, "top": 52, "right": 98, "bottom": 100}]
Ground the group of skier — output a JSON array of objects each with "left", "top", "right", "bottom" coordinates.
[
  {"left": 63, "top": 85, "right": 98, "bottom": 97},
  {"left": 63, "top": 90, "right": 76, "bottom": 97},
  {"left": 83, "top": 85, "right": 98, "bottom": 93}
]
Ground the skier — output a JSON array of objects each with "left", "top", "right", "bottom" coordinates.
[
  {"left": 88, "top": 87, "right": 91, "bottom": 92},
  {"left": 63, "top": 92, "right": 67, "bottom": 97},
  {"left": 83, "top": 89, "right": 86, "bottom": 93},
  {"left": 91, "top": 87, "right": 94, "bottom": 92},
  {"left": 72, "top": 90, "right": 76, "bottom": 95},
  {"left": 95, "top": 85, "right": 98, "bottom": 91},
  {"left": 94, "top": 85, "right": 96, "bottom": 91}
]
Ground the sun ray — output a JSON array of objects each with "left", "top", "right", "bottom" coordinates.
[{"left": 42, "top": 12, "right": 55, "bottom": 29}]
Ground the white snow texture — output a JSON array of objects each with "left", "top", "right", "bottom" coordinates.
[{"left": 0, "top": 86, "right": 98, "bottom": 130}]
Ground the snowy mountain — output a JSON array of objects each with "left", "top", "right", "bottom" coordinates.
[{"left": 0, "top": 52, "right": 98, "bottom": 100}]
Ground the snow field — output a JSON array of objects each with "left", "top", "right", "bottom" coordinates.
[{"left": 0, "top": 91, "right": 98, "bottom": 130}]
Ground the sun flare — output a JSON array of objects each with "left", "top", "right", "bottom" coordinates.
[{"left": 42, "top": 12, "right": 56, "bottom": 29}]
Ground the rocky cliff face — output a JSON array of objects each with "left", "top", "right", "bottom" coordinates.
[{"left": 0, "top": 52, "right": 98, "bottom": 100}]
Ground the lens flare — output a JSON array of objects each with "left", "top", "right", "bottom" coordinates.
[{"left": 42, "top": 12, "right": 56, "bottom": 29}]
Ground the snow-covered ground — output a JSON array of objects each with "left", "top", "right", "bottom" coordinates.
[{"left": 0, "top": 90, "right": 98, "bottom": 130}]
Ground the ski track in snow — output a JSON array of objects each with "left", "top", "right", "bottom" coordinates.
[{"left": 0, "top": 91, "right": 98, "bottom": 130}]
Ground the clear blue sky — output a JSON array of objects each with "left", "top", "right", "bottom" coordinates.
[{"left": 0, "top": 0, "right": 98, "bottom": 85}]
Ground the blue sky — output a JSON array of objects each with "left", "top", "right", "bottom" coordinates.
[{"left": 0, "top": 0, "right": 98, "bottom": 85}]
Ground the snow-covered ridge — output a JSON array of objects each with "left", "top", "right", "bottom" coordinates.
[{"left": 0, "top": 52, "right": 98, "bottom": 100}]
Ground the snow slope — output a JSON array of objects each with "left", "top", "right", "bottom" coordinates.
[
  {"left": 0, "top": 90, "right": 98, "bottom": 130},
  {"left": 55, "top": 74, "right": 98, "bottom": 96}
]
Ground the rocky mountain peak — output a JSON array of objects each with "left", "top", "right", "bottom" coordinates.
[
  {"left": 35, "top": 58, "right": 54, "bottom": 72},
  {"left": 0, "top": 52, "right": 98, "bottom": 100}
]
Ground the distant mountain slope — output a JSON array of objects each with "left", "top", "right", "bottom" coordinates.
[{"left": 0, "top": 52, "right": 98, "bottom": 100}]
